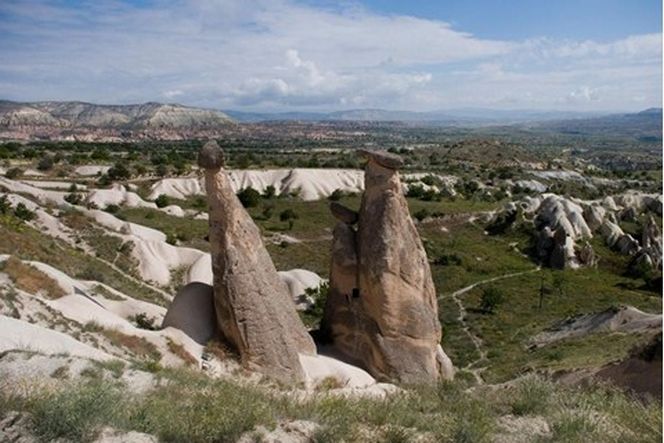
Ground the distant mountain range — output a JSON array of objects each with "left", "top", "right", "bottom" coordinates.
[
  {"left": 0, "top": 99, "right": 660, "bottom": 141},
  {"left": 530, "top": 108, "right": 662, "bottom": 140},
  {"left": 0, "top": 100, "right": 234, "bottom": 141},
  {"left": 224, "top": 108, "right": 609, "bottom": 124}
]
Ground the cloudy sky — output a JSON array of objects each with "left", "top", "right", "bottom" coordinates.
[{"left": 0, "top": 0, "right": 661, "bottom": 112}]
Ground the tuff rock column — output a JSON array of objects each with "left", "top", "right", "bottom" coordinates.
[
  {"left": 199, "top": 140, "right": 315, "bottom": 383},
  {"left": 323, "top": 149, "right": 453, "bottom": 383}
]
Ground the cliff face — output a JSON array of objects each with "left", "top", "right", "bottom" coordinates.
[{"left": 0, "top": 100, "right": 234, "bottom": 141}]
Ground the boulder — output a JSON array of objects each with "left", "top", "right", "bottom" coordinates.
[
  {"left": 578, "top": 241, "right": 597, "bottom": 267},
  {"left": 199, "top": 141, "right": 315, "bottom": 383},
  {"left": 616, "top": 234, "right": 640, "bottom": 256},
  {"left": 582, "top": 204, "right": 606, "bottom": 230},
  {"left": 323, "top": 150, "right": 451, "bottom": 383},
  {"left": 162, "top": 282, "right": 217, "bottom": 345}
]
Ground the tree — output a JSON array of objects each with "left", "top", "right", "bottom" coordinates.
[
  {"left": 262, "top": 185, "right": 276, "bottom": 199},
  {"left": 261, "top": 202, "right": 275, "bottom": 220},
  {"left": 0, "top": 195, "right": 10, "bottom": 214},
  {"left": 107, "top": 162, "right": 132, "bottom": 181},
  {"left": 480, "top": 286, "right": 505, "bottom": 314},
  {"left": 237, "top": 187, "right": 261, "bottom": 208},
  {"left": 64, "top": 192, "right": 83, "bottom": 205},
  {"left": 155, "top": 164, "right": 169, "bottom": 177},
  {"left": 328, "top": 188, "right": 344, "bottom": 201},
  {"left": 37, "top": 155, "right": 54, "bottom": 171},
  {"left": 14, "top": 202, "right": 35, "bottom": 221},
  {"left": 280, "top": 208, "right": 298, "bottom": 230},
  {"left": 155, "top": 194, "right": 170, "bottom": 208},
  {"left": 5, "top": 167, "right": 23, "bottom": 179}
]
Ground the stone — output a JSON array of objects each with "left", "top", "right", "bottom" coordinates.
[
  {"left": 358, "top": 149, "right": 404, "bottom": 170},
  {"left": 323, "top": 150, "right": 450, "bottom": 383},
  {"left": 162, "top": 282, "right": 217, "bottom": 345},
  {"left": 329, "top": 201, "right": 359, "bottom": 225},
  {"left": 578, "top": 241, "right": 597, "bottom": 267},
  {"left": 549, "top": 226, "right": 578, "bottom": 269},
  {"left": 199, "top": 141, "right": 315, "bottom": 383},
  {"left": 94, "top": 428, "right": 158, "bottom": 443},
  {"left": 582, "top": 204, "right": 606, "bottom": 230},
  {"left": 616, "top": 234, "right": 640, "bottom": 256},
  {"left": 198, "top": 139, "right": 225, "bottom": 169}
]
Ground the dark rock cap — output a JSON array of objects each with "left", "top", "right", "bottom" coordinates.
[
  {"left": 330, "top": 201, "right": 359, "bottom": 225},
  {"left": 358, "top": 149, "right": 404, "bottom": 170},
  {"left": 198, "top": 140, "right": 225, "bottom": 169}
]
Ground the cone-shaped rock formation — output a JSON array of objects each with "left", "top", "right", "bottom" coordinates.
[
  {"left": 322, "top": 149, "right": 453, "bottom": 383},
  {"left": 199, "top": 140, "right": 315, "bottom": 383}
]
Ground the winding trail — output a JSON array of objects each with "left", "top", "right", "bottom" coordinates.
[{"left": 440, "top": 267, "right": 541, "bottom": 384}]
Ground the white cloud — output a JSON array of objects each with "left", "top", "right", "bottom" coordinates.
[{"left": 0, "top": 0, "right": 659, "bottom": 111}]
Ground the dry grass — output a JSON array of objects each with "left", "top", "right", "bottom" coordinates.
[
  {"left": 166, "top": 338, "right": 198, "bottom": 367},
  {"left": 0, "top": 256, "right": 66, "bottom": 299},
  {"left": 100, "top": 328, "right": 161, "bottom": 361}
]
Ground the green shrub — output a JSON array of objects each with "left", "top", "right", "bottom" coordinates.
[
  {"left": 30, "top": 380, "right": 125, "bottom": 442},
  {"left": 14, "top": 202, "right": 35, "bottom": 221},
  {"left": 509, "top": 376, "right": 554, "bottom": 416},
  {"left": 5, "top": 167, "right": 23, "bottom": 179},
  {"left": 37, "top": 155, "right": 54, "bottom": 171},
  {"left": 262, "top": 185, "right": 276, "bottom": 199},
  {"left": 154, "top": 194, "right": 170, "bottom": 208},
  {"left": 237, "top": 187, "right": 261, "bottom": 208},
  {"left": 479, "top": 286, "right": 505, "bottom": 314},
  {"left": 280, "top": 208, "right": 298, "bottom": 230},
  {"left": 328, "top": 188, "right": 344, "bottom": 201}
]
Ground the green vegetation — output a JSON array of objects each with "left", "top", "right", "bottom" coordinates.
[
  {"left": 2, "top": 372, "right": 659, "bottom": 442},
  {"left": 0, "top": 211, "right": 167, "bottom": 306}
]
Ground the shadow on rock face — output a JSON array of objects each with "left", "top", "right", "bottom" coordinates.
[{"left": 162, "top": 282, "right": 217, "bottom": 345}]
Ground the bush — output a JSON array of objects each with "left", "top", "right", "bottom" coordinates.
[
  {"left": 31, "top": 380, "right": 125, "bottom": 442},
  {"left": 37, "top": 155, "right": 54, "bottom": 171},
  {"left": 480, "top": 286, "right": 505, "bottom": 314},
  {"left": 406, "top": 185, "right": 426, "bottom": 199},
  {"left": 0, "top": 194, "right": 10, "bottom": 214},
  {"left": 262, "top": 185, "right": 276, "bottom": 199},
  {"left": 14, "top": 202, "right": 35, "bottom": 221},
  {"left": 434, "top": 253, "right": 463, "bottom": 266},
  {"left": 64, "top": 192, "right": 83, "bottom": 205},
  {"left": 5, "top": 167, "right": 23, "bottom": 179},
  {"left": 154, "top": 194, "right": 170, "bottom": 208},
  {"left": 107, "top": 162, "right": 132, "bottom": 181},
  {"left": 279, "top": 208, "right": 298, "bottom": 230},
  {"left": 104, "top": 204, "right": 120, "bottom": 214},
  {"left": 328, "top": 188, "right": 344, "bottom": 201},
  {"left": 237, "top": 187, "right": 261, "bottom": 208},
  {"left": 413, "top": 208, "right": 430, "bottom": 222},
  {"left": 132, "top": 312, "right": 158, "bottom": 331}
]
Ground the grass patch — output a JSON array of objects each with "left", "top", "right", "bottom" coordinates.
[
  {"left": 101, "top": 328, "right": 162, "bottom": 361},
  {"left": 3, "top": 370, "right": 661, "bottom": 443},
  {"left": 166, "top": 337, "right": 197, "bottom": 367},
  {"left": 0, "top": 256, "right": 66, "bottom": 299},
  {"left": 0, "top": 216, "right": 167, "bottom": 306}
]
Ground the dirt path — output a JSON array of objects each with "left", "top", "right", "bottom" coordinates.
[{"left": 441, "top": 267, "right": 541, "bottom": 384}]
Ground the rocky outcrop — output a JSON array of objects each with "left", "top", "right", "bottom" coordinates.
[
  {"left": 162, "top": 282, "right": 216, "bottom": 345},
  {"left": 199, "top": 141, "right": 315, "bottom": 383},
  {"left": 549, "top": 227, "right": 578, "bottom": 270},
  {"left": 322, "top": 149, "right": 452, "bottom": 383},
  {"left": 578, "top": 242, "right": 597, "bottom": 267}
]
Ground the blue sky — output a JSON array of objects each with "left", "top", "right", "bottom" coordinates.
[{"left": 0, "top": 0, "right": 661, "bottom": 112}]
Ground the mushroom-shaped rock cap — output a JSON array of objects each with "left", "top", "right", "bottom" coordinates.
[
  {"left": 330, "top": 201, "right": 359, "bottom": 225},
  {"left": 358, "top": 149, "right": 404, "bottom": 170},
  {"left": 198, "top": 140, "right": 225, "bottom": 169}
]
